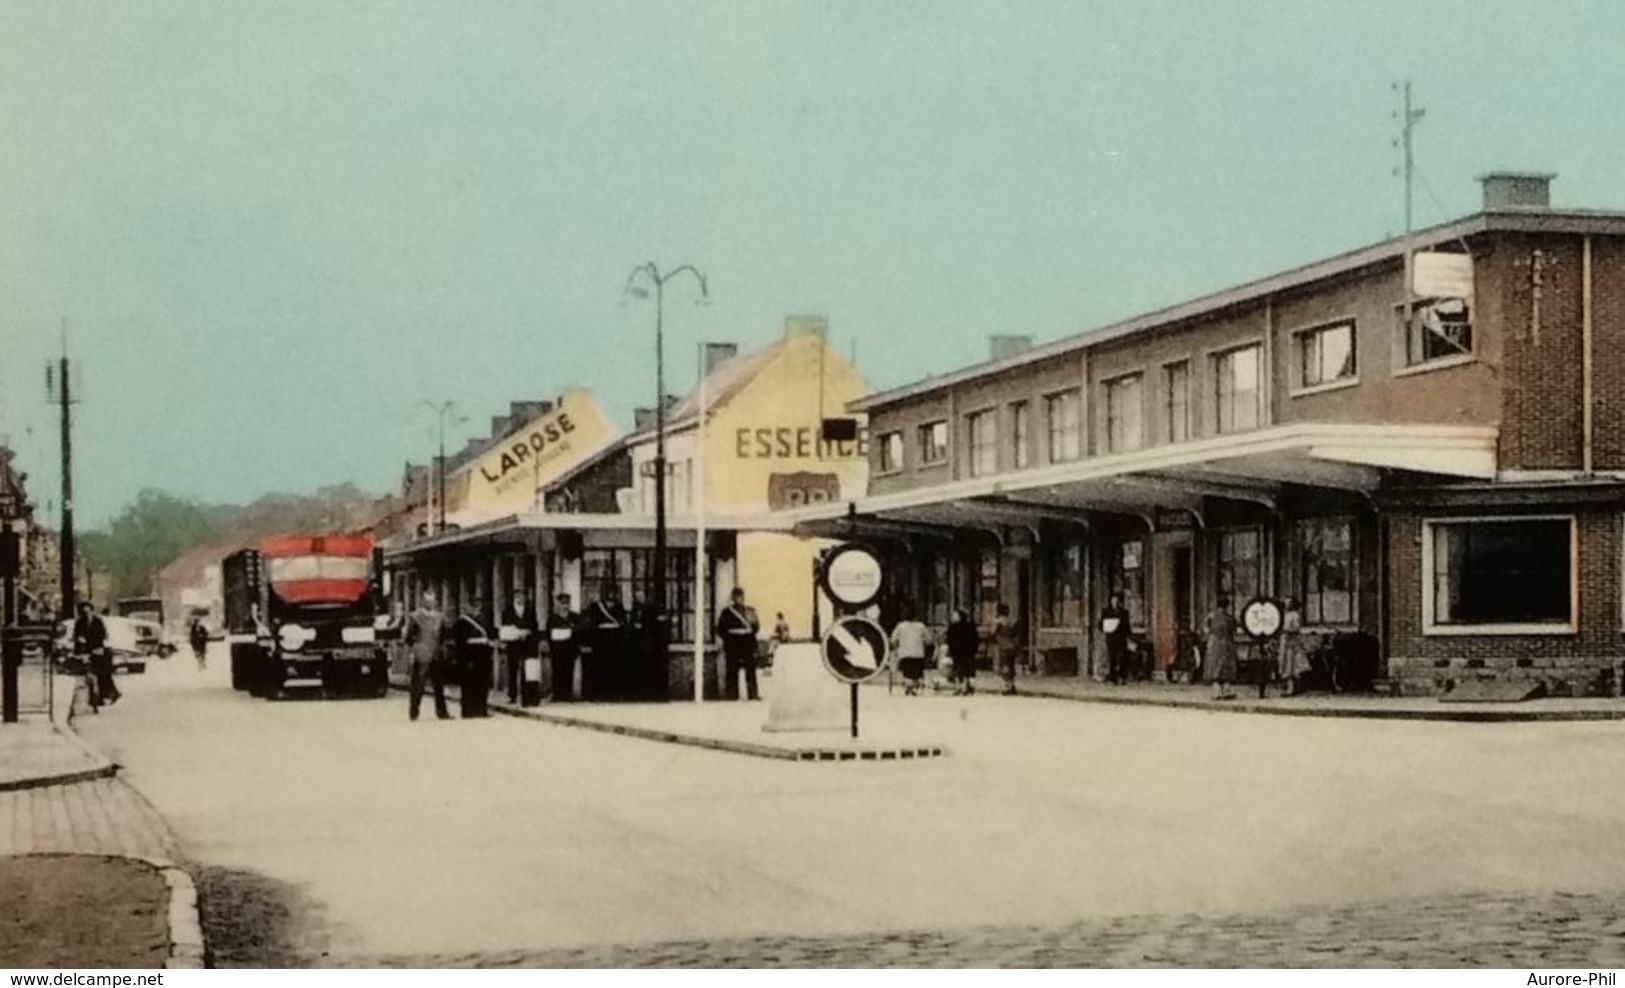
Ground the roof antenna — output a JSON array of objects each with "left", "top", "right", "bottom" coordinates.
[{"left": 1392, "top": 80, "right": 1425, "bottom": 235}]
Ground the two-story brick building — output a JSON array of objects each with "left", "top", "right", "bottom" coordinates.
[{"left": 796, "top": 173, "right": 1625, "bottom": 697}]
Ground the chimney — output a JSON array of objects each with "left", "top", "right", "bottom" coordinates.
[
  {"left": 1477, "top": 171, "right": 1555, "bottom": 210},
  {"left": 990, "top": 335, "right": 1034, "bottom": 361},
  {"left": 703, "top": 342, "right": 738, "bottom": 376},
  {"left": 784, "top": 315, "right": 828, "bottom": 340}
]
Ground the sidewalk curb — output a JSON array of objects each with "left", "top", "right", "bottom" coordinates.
[{"left": 124, "top": 855, "right": 207, "bottom": 969}]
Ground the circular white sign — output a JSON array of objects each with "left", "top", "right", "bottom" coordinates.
[
  {"left": 1242, "top": 597, "right": 1283, "bottom": 640},
  {"left": 821, "top": 544, "right": 883, "bottom": 608},
  {"left": 821, "top": 615, "right": 890, "bottom": 684}
]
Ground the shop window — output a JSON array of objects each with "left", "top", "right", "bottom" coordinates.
[
  {"left": 918, "top": 421, "right": 948, "bottom": 466},
  {"left": 1011, "top": 402, "right": 1031, "bottom": 469},
  {"left": 1104, "top": 539, "right": 1147, "bottom": 629},
  {"left": 1296, "top": 517, "right": 1355, "bottom": 625},
  {"left": 1043, "top": 539, "right": 1086, "bottom": 628},
  {"left": 1214, "top": 344, "right": 1262, "bottom": 434},
  {"left": 1428, "top": 518, "right": 1572, "bottom": 630},
  {"left": 1046, "top": 389, "right": 1083, "bottom": 463},
  {"left": 577, "top": 548, "right": 698, "bottom": 642},
  {"left": 1401, "top": 298, "right": 1473, "bottom": 367},
  {"left": 1216, "top": 527, "right": 1263, "bottom": 614},
  {"left": 1163, "top": 361, "right": 1191, "bottom": 444},
  {"left": 926, "top": 554, "right": 952, "bottom": 628},
  {"left": 878, "top": 431, "right": 904, "bottom": 473},
  {"left": 1297, "top": 320, "right": 1357, "bottom": 388},
  {"left": 977, "top": 549, "right": 1001, "bottom": 627},
  {"left": 1104, "top": 373, "right": 1144, "bottom": 453},
  {"left": 966, "top": 409, "right": 997, "bottom": 478}
]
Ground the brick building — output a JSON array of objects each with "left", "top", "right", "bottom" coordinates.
[{"left": 796, "top": 172, "right": 1625, "bottom": 697}]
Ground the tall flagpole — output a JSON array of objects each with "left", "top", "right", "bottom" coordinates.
[{"left": 692, "top": 344, "right": 709, "bottom": 703}]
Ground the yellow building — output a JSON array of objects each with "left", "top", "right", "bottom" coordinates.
[{"left": 448, "top": 389, "right": 619, "bottom": 520}]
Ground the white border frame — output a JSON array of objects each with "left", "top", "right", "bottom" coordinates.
[
  {"left": 1420, "top": 514, "right": 1578, "bottom": 636},
  {"left": 1288, "top": 315, "right": 1360, "bottom": 395}
]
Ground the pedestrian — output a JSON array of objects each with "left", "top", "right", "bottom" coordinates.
[
  {"left": 72, "top": 601, "right": 119, "bottom": 710},
  {"left": 189, "top": 617, "right": 210, "bottom": 671},
  {"left": 1099, "top": 592, "right": 1131, "bottom": 684},
  {"left": 630, "top": 588, "right": 664, "bottom": 700},
  {"left": 585, "top": 583, "right": 629, "bottom": 701},
  {"left": 451, "top": 596, "right": 493, "bottom": 718},
  {"left": 945, "top": 608, "right": 979, "bottom": 695},
  {"left": 1204, "top": 595, "right": 1239, "bottom": 701},
  {"left": 404, "top": 590, "right": 451, "bottom": 721},
  {"left": 545, "top": 593, "right": 580, "bottom": 702},
  {"left": 500, "top": 590, "right": 538, "bottom": 704},
  {"left": 715, "top": 586, "right": 760, "bottom": 701},
  {"left": 1276, "top": 596, "right": 1311, "bottom": 697},
  {"left": 890, "top": 606, "right": 930, "bottom": 696},
  {"left": 993, "top": 602, "right": 1020, "bottom": 695}
]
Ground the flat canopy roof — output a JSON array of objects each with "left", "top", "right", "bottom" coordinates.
[{"left": 385, "top": 510, "right": 801, "bottom": 559}]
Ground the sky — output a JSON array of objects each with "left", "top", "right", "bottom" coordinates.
[{"left": 4, "top": 0, "right": 1625, "bottom": 527}]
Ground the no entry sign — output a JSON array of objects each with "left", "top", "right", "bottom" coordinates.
[
  {"left": 819, "top": 543, "right": 883, "bottom": 610},
  {"left": 821, "top": 615, "right": 889, "bottom": 685}
]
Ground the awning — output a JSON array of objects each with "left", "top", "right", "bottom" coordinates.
[{"left": 386, "top": 509, "right": 802, "bottom": 560}]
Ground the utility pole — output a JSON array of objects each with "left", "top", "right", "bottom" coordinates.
[
  {"left": 46, "top": 339, "right": 76, "bottom": 618},
  {"left": 1394, "top": 80, "right": 1425, "bottom": 235}
]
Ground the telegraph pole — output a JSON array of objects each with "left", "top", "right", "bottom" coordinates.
[
  {"left": 47, "top": 341, "right": 76, "bottom": 618},
  {"left": 1394, "top": 80, "right": 1425, "bottom": 235}
]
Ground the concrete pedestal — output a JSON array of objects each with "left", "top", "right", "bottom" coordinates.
[{"left": 762, "top": 642, "right": 847, "bottom": 733}]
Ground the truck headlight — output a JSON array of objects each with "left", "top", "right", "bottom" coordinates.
[{"left": 278, "top": 624, "right": 313, "bottom": 651}]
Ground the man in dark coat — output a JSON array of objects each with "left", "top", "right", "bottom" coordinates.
[
  {"left": 715, "top": 586, "right": 761, "bottom": 701},
  {"left": 1100, "top": 592, "right": 1132, "bottom": 684},
  {"left": 450, "top": 596, "right": 493, "bottom": 718},
  {"left": 629, "top": 588, "right": 666, "bottom": 701},
  {"left": 545, "top": 593, "right": 580, "bottom": 702},
  {"left": 72, "top": 601, "right": 119, "bottom": 709},
  {"left": 500, "top": 590, "right": 539, "bottom": 704},
  {"left": 584, "top": 583, "right": 628, "bottom": 701}
]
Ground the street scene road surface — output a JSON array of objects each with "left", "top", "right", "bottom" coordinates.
[{"left": 71, "top": 643, "right": 1625, "bottom": 967}]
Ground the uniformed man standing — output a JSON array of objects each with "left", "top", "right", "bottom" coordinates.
[
  {"left": 585, "top": 583, "right": 628, "bottom": 701},
  {"left": 500, "top": 590, "right": 539, "bottom": 704},
  {"left": 545, "top": 593, "right": 580, "bottom": 702},
  {"left": 715, "top": 586, "right": 761, "bottom": 701},
  {"left": 450, "top": 595, "right": 494, "bottom": 718}
]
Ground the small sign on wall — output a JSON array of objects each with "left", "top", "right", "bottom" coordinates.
[{"left": 1412, "top": 251, "right": 1474, "bottom": 299}]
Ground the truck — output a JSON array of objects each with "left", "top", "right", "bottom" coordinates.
[{"left": 222, "top": 533, "right": 392, "bottom": 698}]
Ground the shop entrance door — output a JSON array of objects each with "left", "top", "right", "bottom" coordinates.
[{"left": 1152, "top": 537, "right": 1196, "bottom": 676}]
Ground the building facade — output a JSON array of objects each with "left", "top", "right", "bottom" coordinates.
[{"left": 796, "top": 173, "right": 1625, "bottom": 697}]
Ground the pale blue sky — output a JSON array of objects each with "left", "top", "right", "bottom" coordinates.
[{"left": 4, "top": 0, "right": 1623, "bottom": 526}]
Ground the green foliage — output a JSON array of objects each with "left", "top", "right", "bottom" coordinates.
[{"left": 80, "top": 489, "right": 218, "bottom": 599}]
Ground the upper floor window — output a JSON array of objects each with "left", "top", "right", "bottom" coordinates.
[
  {"left": 1214, "top": 344, "right": 1262, "bottom": 434},
  {"left": 966, "top": 410, "right": 997, "bottom": 478},
  {"left": 1163, "top": 361, "right": 1191, "bottom": 444},
  {"left": 1401, "top": 298, "right": 1473, "bottom": 368},
  {"left": 1104, "top": 374, "right": 1144, "bottom": 453},
  {"left": 1046, "top": 389, "right": 1083, "bottom": 463},
  {"left": 918, "top": 420, "right": 948, "bottom": 466},
  {"left": 1010, "top": 402, "right": 1031, "bottom": 469},
  {"left": 877, "top": 431, "right": 904, "bottom": 474},
  {"left": 1297, "top": 320, "right": 1358, "bottom": 389}
]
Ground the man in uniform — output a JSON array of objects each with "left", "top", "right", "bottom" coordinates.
[
  {"left": 715, "top": 586, "right": 761, "bottom": 701},
  {"left": 545, "top": 593, "right": 580, "bottom": 702},
  {"left": 451, "top": 595, "right": 493, "bottom": 718},
  {"left": 404, "top": 589, "right": 450, "bottom": 721},
  {"left": 584, "top": 583, "right": 628, "bottom": 701},
  {"left": 500, "top": 590, "right": 538, "bottom": 705}
]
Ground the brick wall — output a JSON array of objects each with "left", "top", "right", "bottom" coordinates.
[
  {"left": 1386, "top": 509, "right": 1623, "bottom": 697},
  {"left": 1492, "top": 233, "right": 1587, "bottom": 470}
]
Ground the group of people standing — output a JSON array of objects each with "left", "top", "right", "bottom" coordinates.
[{"left": 886, "top": 604, "right": 1015, "bottom": 697}]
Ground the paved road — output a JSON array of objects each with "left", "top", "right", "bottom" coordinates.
[{"left": 75, "top": 644, "right": 1625, "bottom": 966}]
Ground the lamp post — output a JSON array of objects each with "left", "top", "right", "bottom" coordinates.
[
  {"left": 419, "top": 400, "right": 462, "bottom": 535},
  {"left": 623, "top": 263, "right": 708, "bottom": 663}
]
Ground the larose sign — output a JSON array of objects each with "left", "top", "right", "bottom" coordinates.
[{"left": 819, "top": 543, "right": 882, "bottom": 609}]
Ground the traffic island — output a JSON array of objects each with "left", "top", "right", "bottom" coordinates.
[{"left": 0, "top": 854, "right": 171, "bottom": 968}]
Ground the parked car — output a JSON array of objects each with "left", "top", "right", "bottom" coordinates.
[{"left": 126, "top": 617, "right": 177, "bottom": 659}]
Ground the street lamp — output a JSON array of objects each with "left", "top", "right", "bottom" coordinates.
[
  {"left": 623, "top": 263, "right": 708, "bottom": 659},
  {"left": 418, "top": 400, "right": 463, "bottom": 535}
]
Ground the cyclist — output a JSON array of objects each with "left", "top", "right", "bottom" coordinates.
[
  {"left": 72, "top": 601, "right": 120, "bottom": 710},
  {"left": 189, "top": 618, "right": 210, "bottom": 670}
]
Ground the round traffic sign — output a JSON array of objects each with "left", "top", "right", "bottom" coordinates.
[
  {"left": 819, "top": 543, "right": 883, "bottom": 609},
  {"left": 820, "top": 615, "right": 890, "bottom": 684},
  {"left": 1241, "top": 596, "right": 1284, "bottom": 641}
]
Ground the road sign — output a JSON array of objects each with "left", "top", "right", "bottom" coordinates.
[
  {"left": 820, "top": 614, "right": 889, "bottom": 684},
  {"left": 819, "top": 543, "right": 882, "bottom": 610}
]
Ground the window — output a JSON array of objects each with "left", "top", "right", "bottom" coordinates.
[
  {"left": 966, "top": 410, "right": 997, "bottom": 478},
  {"left": 1163, "top": 361, "right": 1191, "bottom": 444},
  {"left": 1214, "top": 344, "right": 1262, "bottom": 434},
  {"left": 1043, "top": 538, "right": 1086, "bottom": 628},
  {"left": 1104, "top": 374, "right": 1144, "bottom": 453},
  {"left": 977, "top": 549, "right": 1001, "bottom": 627},
  {"left": 1298, "top": 320, "right": 1357, "bottom": 388},
  {"left": 1428, "top": 518, "right": 1572, "bottom": 630},
  {"left": 1401, "top": 298, "right": 1473, "bottom": 367},
  {"left": 1045, "top": 389, "right": 1083, "bottom": 463},
  {"left": 878, "top": 431, "right": 904, "bottom": 473},
  {"left": 1010, "top": 402, "right": 1031, "bottom": 469},
  {"left": 573, "top": 548, "right": 698, "bottom": 642},
  {"left": 1103, "top": 539, "right": 1147, "bottom": 629},
  {"left": 1216, "top": 527, "right": 1263, "bottom": 614},
  {"left": 1297, "top": 517, "right": 1355, "bottom": 625},
  {"left": 918, "top": 420, "right": 948, "bottom": 466}
]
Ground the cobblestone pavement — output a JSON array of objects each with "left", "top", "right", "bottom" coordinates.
[
  {"left": 0, "top": 776, "right": 179, "bottom": 860},
  {"left": 332, "top": 891, "right": 1625, "bottom": 968}
]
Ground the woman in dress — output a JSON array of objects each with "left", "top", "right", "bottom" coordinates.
[
  {"left": 1204, "top": 595, "right": 1239, "bottom": 701},
  {"left": 1276, "top": 596, "right": 1311, "bottom": 696},
  {"left": 944, "top": 609, "right": 980, "bottom": 695}
]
